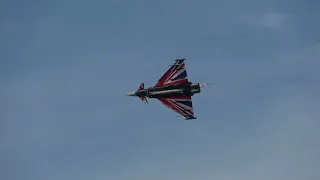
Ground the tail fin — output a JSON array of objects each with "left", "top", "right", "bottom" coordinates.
[
  {"left": 138, "top": 83, "right": 148, "bottom": 103},
  {"left": 200, "top": 83, "right": 212, "bottom": 88}
]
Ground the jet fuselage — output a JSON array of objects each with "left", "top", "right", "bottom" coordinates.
[{"left": 128, "top": 82, "right": 201, "bottom": 98}]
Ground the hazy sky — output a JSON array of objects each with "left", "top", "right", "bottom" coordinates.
[{"left": 1, "top": 0, "right": 319, "bottom": 180}]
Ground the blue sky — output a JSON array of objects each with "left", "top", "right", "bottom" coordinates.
[{"left": 1, "top": 0, "right": 319, "bottom": 180}]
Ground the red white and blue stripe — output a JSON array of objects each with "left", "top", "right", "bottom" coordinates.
[
  {"left": 158, "top": 96, "right": 196, "bottom": 120},
  {"left": 155, "top": 59, "right": 188, "bottom": 87}
]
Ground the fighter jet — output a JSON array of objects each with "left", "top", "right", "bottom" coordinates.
[{"left": 127, "top": 59, "right": 211, "bottom": 120}]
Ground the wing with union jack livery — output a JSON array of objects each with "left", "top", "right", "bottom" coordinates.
[
  {"left": 157, "top": 96, "right": 197, "bottom": 120},
  {"left": 154, "top": 59, "right": 188, "bottom": 87}
]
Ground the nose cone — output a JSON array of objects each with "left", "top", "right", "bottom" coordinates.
[{"left": 127, "top": 91, "right": 136, "bottom": 96}]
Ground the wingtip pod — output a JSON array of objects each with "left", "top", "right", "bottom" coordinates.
[
  {"left": 175, "top": 58, "right": 185, "bottom": 61},
  {"left": 168, "top": 58, "right": 186, "bottom": 66},
  {"left": 185, "top": 116, "right": 197, "bottom": 120}
]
